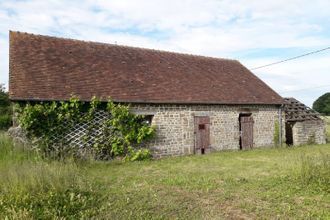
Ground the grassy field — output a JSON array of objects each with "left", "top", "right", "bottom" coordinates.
[
  {"left": 0, "top": 133, "right": 329, "bottom": 219},
  {"left": 324, "top": 116, "right": 330, "bottom": 142}
]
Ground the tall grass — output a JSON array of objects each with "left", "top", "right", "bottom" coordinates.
[
  {"left": 0, "top": 132, "right": 329, "bottom": 219},
  {"left": 298, "top": 152, "right": 330, "bottom": 192},
  {"left": 326, "top": 116, "right": 330, "bottom": 142},
  {"left": 0, "top": 133, "right": 104, "bottom": 219}
]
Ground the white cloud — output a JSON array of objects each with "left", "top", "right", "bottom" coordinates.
[
  {"left": 241, "top": 54, "right": 330, "bottom": 106},
  {"left": 0, "top": 0, "right": 329, "bottom": 106}
]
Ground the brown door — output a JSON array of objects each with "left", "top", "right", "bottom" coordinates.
[
  {"left": 194, "top": 116, "right": 210, "bottom": 154},
  {"left": 239, "top": 114, "right": 254, "bottom": 150}
]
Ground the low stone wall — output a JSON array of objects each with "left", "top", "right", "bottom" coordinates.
[
  {"left": 131, "top": 104, "right": 281, "bottom": 158},
  {"left": 292, "top": 120, "right": 326, "bottom": 145}
]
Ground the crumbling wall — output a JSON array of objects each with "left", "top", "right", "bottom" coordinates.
[{"left": 292, "top": 120, "right": 326, "bottom": 145}]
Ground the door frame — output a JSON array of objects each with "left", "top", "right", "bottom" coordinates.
[
  {"left": 285, "top": 122, "right": 294, "bottom": 145},
  {"left": 239, "top": 113, "right": 254, "bottom": 150},
  {"left": 194, "top": 116, "right": 210, "bottom": 154}
]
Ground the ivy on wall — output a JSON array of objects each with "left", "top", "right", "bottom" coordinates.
[
  {"left": 273, "top": 120, "right": 280, "bottom": 147},
  {"left": 17, "top": 97, "right": 155, "bottom": 161}
]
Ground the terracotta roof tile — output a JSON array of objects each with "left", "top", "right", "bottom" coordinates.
[
  {"left": 9, "top": 31, "right": 283, "bottom": 104},
  {"left": 284, "top": 97, "right": 321, "bottom": 121}
]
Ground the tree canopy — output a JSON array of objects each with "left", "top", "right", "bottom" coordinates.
[
  {"left": 312, "top": 92, "right": 330, "bottom": 115},
  {"left": 0, "top": 84, "right": 12, "bottom": 129},
  {"left": 0, "top": 85, "right": 10, "bottom": 106}
]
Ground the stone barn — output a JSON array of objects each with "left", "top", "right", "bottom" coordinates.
[
  {"left": 284, "top": 97, "right": 326, "bottom": 145},
  {"left": 9, "top": 31, "right": 285, "bottom": 157}
]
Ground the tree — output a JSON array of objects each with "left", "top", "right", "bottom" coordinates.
[
  {"left": 0, "top": 84, "right": 10, "bottom": 107},
  {"left": 0, "top": 84, "right": 12, "bottom": 129},
  {"left": 312, "top": 92, "right": 330, "bottom": 115}
]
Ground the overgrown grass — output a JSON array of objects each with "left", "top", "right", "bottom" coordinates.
[
  {"left": 324, "top": 116, "right": 330, "bottom": 142},
  {"left": 299, "top": 153, "right": 330, "bottom": 192},
  {"left": 0, "top": 133, "right": 104, "bottom": 219},
  {"left": 0, "top": 133, "right": 329, "bottom": 219}
]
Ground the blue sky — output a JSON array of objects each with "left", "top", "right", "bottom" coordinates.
[{"left": 1, "top": 0, "right": 330, "bottom": 107}]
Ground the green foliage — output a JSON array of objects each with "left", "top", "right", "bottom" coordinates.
[
  {"left": 0, "top": 84, "right": 12, "bottom": 130},
  {"left": 273, "top": 120, "right": 280, "bottom": 147},
  {"left": 17, "top": 97, "right": 155, "bottom": 160},
  {"left": 1, "top": 132, "right": 329, "bottom": 219},
  {"left": 324, "top": 116, "right": 330, "bottom": 143},
  {"left": 0, "top": 134, "right": 104, "bottom": 219},
  {"left": 0, "top": 114, "right": 11, "bottom": 129},
  {"left": 106, "top": 101, "right": 155, "bottom": 159},
  {"left": 0, "top": 133, "right": 330, "bottom": 219},
  {"left": 313, "top": 92, "right": 330, "bottom": 115},
  {"left": 18, "top": 97, "right": 83, "bottom": 140},
  {"left": 125, "top": 148, "right": 152, "bottom": 161},
  {"left": 0, "top": 84, "right": 10, "bottom": 108},
  {"left": 298, "top": 153, "right": 330, "bottom": 192},
  {"left": 1, "top": 186, "right": 103, "bottom": 219}
]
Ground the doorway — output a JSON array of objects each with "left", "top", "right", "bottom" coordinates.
[
  {"left": 194, "top": 116, "right": 210, "bottom": 154},
  {"left": 285, "top": 122, "right": 293, "bottom": 145},
  {"left": 239, "top": 114, "right": 254, "bottom": 150}
]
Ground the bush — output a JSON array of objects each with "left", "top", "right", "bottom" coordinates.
[
  {"left": 0, "top": 114, "right": 12, "bottom": 130},
  {"left": 126, "top": 148, "right": 152, "bottom": 161}
]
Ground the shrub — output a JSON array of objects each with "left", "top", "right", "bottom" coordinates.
[
  {"left": 125, "top": 148, "right": 152, "bottom": 161},
  {"left": 0, "top": 114, "right": 12, "bottom": 130}
]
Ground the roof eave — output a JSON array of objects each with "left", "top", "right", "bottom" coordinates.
[{"left": 9, "top": 97, "right": 284, "bottom": 105}]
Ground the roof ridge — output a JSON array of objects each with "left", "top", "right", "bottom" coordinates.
[{"left": 10, "top": 30, "right": 238, "bottom": 63}]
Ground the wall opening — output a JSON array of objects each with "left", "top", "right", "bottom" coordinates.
[
  {"left": 285, "top": 122, "right": 293, "bottom": 145},
  {"left": 194, "top": 116, "right": 210, "bottom": 154},
  {"left": 239, "top": 113, "right": 253, "bottom": 150},
  {"left": 138, "top": 115, "right": 154, "bottom": 125}
]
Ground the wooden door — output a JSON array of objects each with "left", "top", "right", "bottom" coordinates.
[
  {"left": 239, "top": 115, "right": 254, "bottom": 150},
  {"left": 194, "top": 116, "right": 210, "bottom": 154}
]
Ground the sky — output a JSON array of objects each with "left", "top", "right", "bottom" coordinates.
[{"left": 0, "top": 0, "right": 330, "bottom": 107}]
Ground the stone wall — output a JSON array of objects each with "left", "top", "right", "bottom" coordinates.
[
  {"left": 131, "top": 104, "right": 281, "bottom": 158},
  {"left": 292, "top": 120, "right": 326, "bottom": 145}
]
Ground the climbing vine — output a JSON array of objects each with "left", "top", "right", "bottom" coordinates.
[
  {"left": 273, "top": 120, "right": 280, "bottom": 147},
  {"left": 17, "top": 97, "right": 155, "bottom": 161}
]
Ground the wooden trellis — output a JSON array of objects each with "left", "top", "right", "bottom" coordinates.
[{"left": 48, "top": 110, "right": 110, "bottom": 149}]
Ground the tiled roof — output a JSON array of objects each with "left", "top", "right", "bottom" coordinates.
[
  {"left": 9, "top": 31, "right": 283, "bottom": 104},
  {"left": 284, "top": 97, "right": 321, "bottom": 121}
]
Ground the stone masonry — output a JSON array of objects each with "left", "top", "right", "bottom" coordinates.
[
  {"left": 131, "top": 104, "right": 281, "bottom": 158},
  {"left": 292, "top": 120, "right": 326, "bottom": 145}
]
